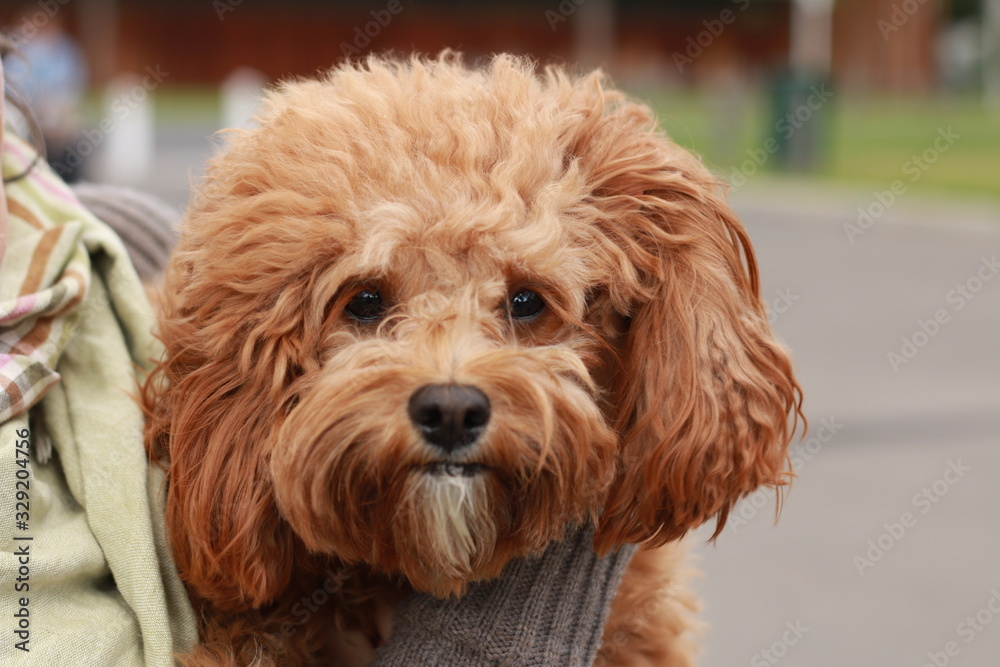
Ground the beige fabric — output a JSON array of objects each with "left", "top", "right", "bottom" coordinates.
[{"left": 0, "top": 75, "right": 197, "bottom": 665}]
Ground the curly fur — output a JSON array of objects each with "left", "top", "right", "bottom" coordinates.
[{"left": 143, "top": 52, "right": 803, "bottom": 665}]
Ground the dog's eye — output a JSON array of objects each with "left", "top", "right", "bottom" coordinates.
[
  {"left": 346, "top": 290, "right": 385, "bottom": 321},
  {"left": 509, "top": 290, "right": 544, "bottom": 319}
]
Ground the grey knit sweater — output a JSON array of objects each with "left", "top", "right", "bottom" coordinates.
[
  {"left": 374, "top": 525, "right": 636, "bottom": 666},
  {"left": 72, "top": 181, "right": 180, "bottom": 282}
]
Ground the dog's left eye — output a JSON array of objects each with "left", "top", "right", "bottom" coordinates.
[
  {"left": 346, "top": 290, "right": 386, "bottom": 321},
  {"left": 509, "top": 290, "right": 545, "bottom": 319}
]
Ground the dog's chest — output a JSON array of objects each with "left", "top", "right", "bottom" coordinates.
[{"left": 326, "top": 587, "right": 403, "bottom": 666}]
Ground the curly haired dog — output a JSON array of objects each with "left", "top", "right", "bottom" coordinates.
[{"left": 143, "top": 53, "right": 802, "bottom": 665}]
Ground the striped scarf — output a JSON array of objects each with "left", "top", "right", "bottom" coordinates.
[{"left": 1, "top": 132, "right": 93, "bottom": 424}]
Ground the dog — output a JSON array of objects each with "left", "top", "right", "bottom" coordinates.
[{"left": 142, "top": 53, "right": 803, "bottom": 665}]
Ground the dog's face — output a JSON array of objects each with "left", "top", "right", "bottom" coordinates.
[
  {"left": 145, "top": 55, "right": 802, "bottom": 609},
  {"left": 267, "top": 163, "right": 623, "bottom": 594}
]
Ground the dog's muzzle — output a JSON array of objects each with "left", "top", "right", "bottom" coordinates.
[{"left": 407, "top": 383, "right": 490, "bottom": 455}]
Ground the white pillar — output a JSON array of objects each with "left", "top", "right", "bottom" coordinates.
[
  {"left": 96, "top": 73, "right": 154, "bottom": 185},
  {"left": 221, "top": 67, "right": 268, "bottom": 131}
]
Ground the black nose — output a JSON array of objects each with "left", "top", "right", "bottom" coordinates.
[{"left": 407, "top": 384, "right": 491, "bottom": 454}]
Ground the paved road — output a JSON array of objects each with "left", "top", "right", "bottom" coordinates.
[
  {"left": 132, "top": 125, "right": 1000, "bottom": 666},
  {"left": 693, "top": 184, "right": 1000, "bottom": 667}
]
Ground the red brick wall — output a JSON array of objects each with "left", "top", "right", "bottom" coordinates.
[
  {"left": 2, "top": 1, "right": 944, "bottom": 92},
  {"left": 832, "top": 0, "right": 944, "bottom": 91},
  {"left": 114, "top": 4, "right": 573, "bottom": 85}
]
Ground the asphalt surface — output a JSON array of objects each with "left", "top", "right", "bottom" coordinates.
[
  {"left": 694, "top": 184, "right": 1000, "bottom": 667},
  {"left": 130, "top": 123, "right": 1000, "bottom": 667}
]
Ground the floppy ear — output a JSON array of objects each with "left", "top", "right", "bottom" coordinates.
[
  {"left": 568, "top": 92, "right": 804, "bottom": 550},
  {"left": 141, "top": 76, "right": 357, "bottom": 609},
  {"left": 142, "top": 240, "right": 311, "bottom": 611}
]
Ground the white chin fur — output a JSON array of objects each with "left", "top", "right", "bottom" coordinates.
[{"left": 415, "top": 471, "right": 494, "bottom": 575}]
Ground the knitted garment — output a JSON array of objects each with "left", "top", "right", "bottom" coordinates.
[
  {"left": 71, "top": 182, "right": 179, "bottom": 281},
  {"left": 375, "top": 525, "right": 637, "bottom": 666}
]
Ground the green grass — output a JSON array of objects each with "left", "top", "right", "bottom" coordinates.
[
  {"left": 640, "top": 87, "right": 1000, "bottom": 200},
  {"left": 83, "top": 85, "right": 222, "bottom": 125},
  {"left": 827, "top": 96, "right": 999, "bottom": 196},
  {"left": 85, "top": 84, "right": 1000, "bottom": 200},
  {"left": 149, "top": 86, "right": 222, "bottom": 122}
]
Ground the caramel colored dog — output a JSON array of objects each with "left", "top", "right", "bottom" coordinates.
[{"left": 144, "top": 53, "right": 802, "bottom": 665}]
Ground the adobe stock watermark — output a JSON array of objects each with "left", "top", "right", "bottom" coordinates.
[
  {"left": 8, "top": 0, "right": 72, "bottom": 48},
  {"left": 920, "top": 588, "right": 1000, "bottom": 667},
  {"left": 844, "top": 126, "right": 960, "bottom": 244},
  {"left": 750, "top": 620, "right": 809, "bottom": 667},
  {"left": 728, "top": 417, "right": 843, "bottom": 534},
  {"left": 214, "top": 0, "right": 242, "bottom": 21},
  {"left": 887, "top": 254, "right": 998, "bottom": 373},
  {"left": 877, "top": 0, "right": 933, "bottom": 41},
  {"left": 726, "top": 84, "right": 834, "bottom": 191},
  {"left": 51, "top": 65, "right": 170, "bottom": 179},
  {"left": 853, "top": 459, "right": 970, "bottom": 576},
  {"left": 268, "top": 567, "right": 351, "bottom": 641},
  {"left": 339, "top": 0, "right": 415, "bottom": 57},
  {"left": 672, "top": 0, "right": 751, "bottom": 73},
  {"left": 764, "top": 287, "right": 799, "bottom": 325},
  {"left": 545, "top": 0, "right": 588, "bottom": 31}
]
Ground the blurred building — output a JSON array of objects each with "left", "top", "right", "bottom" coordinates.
[
  {"left": 2, "top": 0, "right": 951, "bottom": 92},
  {"left": 832, "top": 0, "right": 943, "bottom": 91}
]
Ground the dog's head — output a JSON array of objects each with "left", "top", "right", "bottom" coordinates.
[{"left": 144, "top": 54, "right": 802, "bottom": 609}]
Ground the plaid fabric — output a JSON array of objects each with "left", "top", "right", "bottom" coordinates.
[
  {"left": 0, "top": 115, "right": 197, "bottom": 662},
  {"left": 0, "top": 134, "right": 89, "bottom": 423}
]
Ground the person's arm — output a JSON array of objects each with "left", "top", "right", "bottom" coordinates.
[
  {"left": 70, "top": 182, "right": 179, "bottom": 282},
  {"left": 374, "top": 524, "right": 635, "bottom": 667}
]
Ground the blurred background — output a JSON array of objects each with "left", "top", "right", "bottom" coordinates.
[{"left": 3, "top": 1, "right": 998, "bottom": 665}]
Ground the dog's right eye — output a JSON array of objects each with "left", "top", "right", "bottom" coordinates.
[
  {"left": 345, "top": 290, "right": 385, "bottom": 321},
  {"left": 510, "top": 289, "right": 545, "bottom": 319}
]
